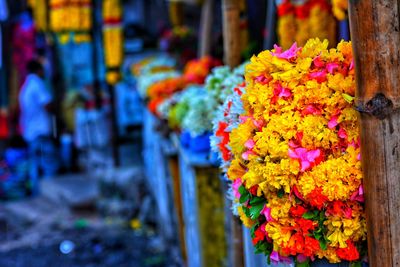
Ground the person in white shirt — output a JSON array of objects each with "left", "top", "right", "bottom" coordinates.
[{"left": 19, "top": 60, "right": 59, "bottom": 193}]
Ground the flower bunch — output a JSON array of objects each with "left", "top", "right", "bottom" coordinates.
[
  {"left": 147, "top": 56, "right": 220, "bottom": 115},
  {"left": 331, "top": 0, "right": 348, "bottom": 20},
  {"left": 227, "top": 39, "right": 366, "bottom": 265},
  {"left": 210, "top": 64, "right": 247, "bottom": 169},
  {"left": 277, "top": 0, "right": 336, "bottom": 49},
  {"left": 131, "top": 56, "right": 176, "bottom": 77},
  {"left": 157, "top": 85, "right": 204, "bottom": 131}
]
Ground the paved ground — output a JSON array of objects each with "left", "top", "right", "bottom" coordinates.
[{"left": 0, "top": 156, "right": 182, "bottom": 267}]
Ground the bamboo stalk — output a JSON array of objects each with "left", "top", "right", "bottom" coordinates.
[
  {"left": 199, "top": 0, "right": 214, "bottom": 57},
  {"left": 222, "top": 1, "right": 244, "bottom": 266},
  {"left": 222, "top": 0, "right": 241, "bottom": 68},
  {"left": 349, "top": 1, "right": 400, "bottom": 266}
]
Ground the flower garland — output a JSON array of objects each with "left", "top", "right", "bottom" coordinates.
[
  {"left": 50, "top": 0, "right": 92, "bottom": 33},
  {"left": 227, "top": 39, "right": 366, "bottom": 265},
  {"left": 103, "top": 0, "right": 123, "bottom": 84},
  {"left": 28, "top": 0, "right": 48, "bottom": 32},
  {"left": 276, "top": 0, "right": 336, "bottom": 49},
  {"left": 331, "top": 0, "right": 348, "bottom": 20},
  {"left": 210, "top": 63, "right": 247, "bottom": 168}
]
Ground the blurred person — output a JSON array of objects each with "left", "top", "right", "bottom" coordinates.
[{"left": 19, "top": 60, "right": 59, "bottom": 193}]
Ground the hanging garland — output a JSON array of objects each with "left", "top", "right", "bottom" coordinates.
[
  {"left": 102, "top": 0, "right": 123, "bottom": 84},
  {"left": 276, "top": 0, "right": 336, "bottom": 49},
  {"left": 331, "top": 0, "right": 348, "bottom": 20},
  {"left": 49, "top": 0, "right": 92, "bottom": 33},
  {"left": 226, "top": 39, "right": 367, "bottom": 265},
  {"left": 27, "top": 0, "right": 48, "bottom": 32}
]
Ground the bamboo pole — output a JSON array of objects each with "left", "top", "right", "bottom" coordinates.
[
  {"left": 348, "top": 1, "right": 400, "bottom": 266},
  {"left": 198, "top": 0, "right": 214, "bottom": 57},
  {"left": 222, "top": 0, "right": 241, "bottom": 68},
  {"left": 222, "top": 1, "right": 244, "bottom": 266}
]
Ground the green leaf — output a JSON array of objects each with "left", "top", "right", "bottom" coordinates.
[
  {"left": 319, "top": 238, "right": 328, "bottom": 250},
  {"left": 342, "top": 93, "right": 355, "bottom": 103},
  {"left": 277, "top": 188, "right": 285, "bottom": 198},
  {"left": 250, "top": 196, "right": 266, "bottom": 206},
  {"left": 238, "top": 185, "right": 247, "bottom": 195},
  {"left": 350, "top": 261, "right": 362, "bottom": 267},
  {"left": 250, "top": 203, "right": 265, "bottom": 220},
  {"left": 302, "top": 210, "right": 318, "bottom": 220},
  {"left": 296, "top": 259, "right": 310, "bottom": 267},
  {"left": 239, "top": 193, "right": 250, "bottom": 204}
]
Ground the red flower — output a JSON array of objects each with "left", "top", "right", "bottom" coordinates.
[
  {"left": 303, "top": 236, "right": 320, "bottom": 257},
  {"left": 326, "top": 201, "right": 352, "bottom": 219},
  {"left": 307, "top": 187, "right": 329, "bottom": 210},
  {"left": 289, "top": 205, "right": 307, "bottom": 218},
  {"left": 296, "top": 218, "right": 317, "bottom": 233},
  {"left": 252, "top": 225, "right": 266, "bottom": 245},
  {"left": 282, "top": 232, "right": 305, "bottom": 255},
  {"left": 249, "top": 185, "right": 259, "bottom": 196},
  {"left": 336, "top": 240, "right": 360, "bottom": 261}
]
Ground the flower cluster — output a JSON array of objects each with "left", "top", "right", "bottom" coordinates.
[
  {"left": 277, "top": 0, "right": 336, "bottom": 49},
  {"left": 227, "top": 39, "right": 366, "bottom": 265},
  {"left": 133, "top": 56, "right": 178, "bottom": 98},
  {"left": 210, "top": 64, "right": 247, "bottom": 169},
  {"left": 147, "top": 56, "right": 220, "bottom": 116}
]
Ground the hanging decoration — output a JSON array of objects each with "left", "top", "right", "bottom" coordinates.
[
  {"left": 331, "top": 0, "right": 348, "bottom": 20},
  {"left": 276, "top": 0, "right": 336, "bottom": 49},
  {"left": 49, "top": 0, "right": 92, "bottom": 33},
  {"left": 27, "top": 0, "right": 48, "bottom": 32},
  {"left": 102, "top": 0, "right": 124, "bottom": 84},
  {"left": 226, "top": 39, "right": 367, "bottom": 265}
]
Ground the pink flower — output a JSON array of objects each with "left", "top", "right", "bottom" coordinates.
[
  {"left": 239, "top": 115, "right": 250, "bottom": 123},
  {"left": 242, "top": 150, "right": 256, "bottom": 160},
  {"left": 232, "top": 178, "right": 242, "bottom": 199},
  {"left": 338, "top": 127, "right": 348, "bottom": 139},
  {"left": 288, "top": 148, "right": 322, "bottom": 172},
  {"left": 245, "top": 139, "right": 255, "bottom": 149},
  {"left": 350, "top": 185, "right": 364, "bottom": 203},
  {"left": 252, "top": 118, "right": 264, "bottom": 129},
  {"left": 261, "top": 205, "right": 274, "bottom": 222},
  {"left": 313, "top": 56, "right": 325, "bottom": 68},
  {"left": 302, "top": 104, "right": 321, "bottom": 116},
  {"left": 349, "top": 59, "right": 354, "bottom": 70},
  {"left": 326, "top": 62, "right": 340, "bottom": 74},
  {"left": 309, "top": 70, "right": 327, "bottom": 83},
  {"left": 271, "top": 43, "right": 300, "bottom": 60},
  {"left": 273, "top": 83, "right": 292, "bottom": 103},
  {"left": 328, "top": 115, "right": 339, "bottom": 129},
  {"left": 357, "top": 153, "right": 361, "bottom": 161},
  {"left": 255, "top": 75, "right": 270, "bottom": 84},
  {"left": 271, "top": 251, "right": 293, "bottom": 264}
]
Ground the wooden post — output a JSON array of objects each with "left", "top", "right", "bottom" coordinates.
[
  {"left": 222, "top": 1, "right": 244, "bottom": 266},
  {"left": 222, "top": 0, "right": 241, "bottom": 68},
  {"left": 348, "top": 1, "right": 400, "bottom": 266},
  {"left": 198, "top": 0, "right": 214, "bottom": 57}
]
